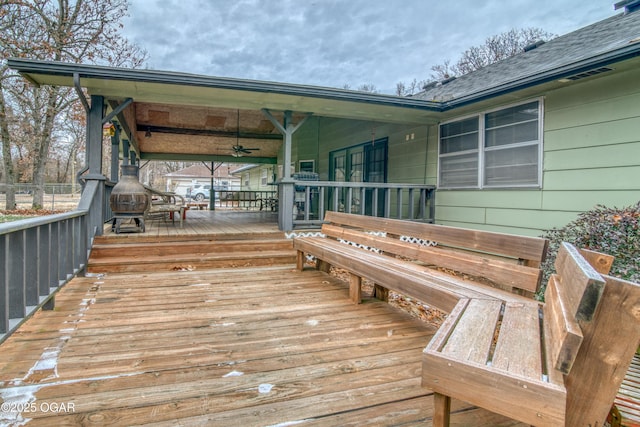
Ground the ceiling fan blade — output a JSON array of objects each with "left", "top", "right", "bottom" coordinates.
[{"left": 233, "top": 145, "right": 259, "bottom": 155}]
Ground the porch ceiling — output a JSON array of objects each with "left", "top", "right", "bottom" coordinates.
[{"left": 8, "top": 59, "right": 443, "bottom": 164}]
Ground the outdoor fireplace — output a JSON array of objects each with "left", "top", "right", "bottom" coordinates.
[{"left": 110, "top": 164, "right": 149, "bottom": 233}]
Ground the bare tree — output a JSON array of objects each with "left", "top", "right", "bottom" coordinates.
[
  {"left": 395, "top": 78, "right": 429, "bottom": 97},
  {"left": 0, "top": 0, "right": 148, "bottom": 209},
  {"left": 433, "top": 27, "right": 556, "bottom": 80},
  {"left": 343, "top": 83, "right": 379, "bottom": 93},
  {"left": 395, "top": 27, "right": 556, "bottom": 96}
]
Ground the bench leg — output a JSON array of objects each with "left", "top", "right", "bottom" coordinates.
[
  {"left": 296, "top": 250, "right": 305, "bottom": 271},
  {"left": 349, "top": 273, "right": 362, "bottom": 304},
  {"left": 433, "top": 392, "right": 451, "bottom": 427},
  {"left": 316, "top": 259, "right": 331, "bottom": 273},
  {"left": 373, "top": 284, "right": 389, "bottom": 302}
]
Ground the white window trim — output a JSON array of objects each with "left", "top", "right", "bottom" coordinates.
[{"left": 437, "top": 98, "right": 544, "bottom": 190}]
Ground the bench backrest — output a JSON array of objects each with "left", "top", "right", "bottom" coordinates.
[
  {"left": 321, "top": 212, "right": 549, "bottom": 296},
  {"left": 543, "top": 242, "right": 606, "bottom": 375},
  {"left": 561, "top": 248, "right": 640, "bottom": 426}
]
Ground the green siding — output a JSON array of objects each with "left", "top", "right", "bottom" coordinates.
[
  {"left": 432, "top": 64, "right": 640, "bottom": 235},
  {"left": 542, "top": 190, "right": 640, "bottom": 212},
  {"left": 543, "top": 166, "right": 640, "bottom": 191},
  {"left": 545, "top": 142, "right": 640, "bottom": 170},
  {"left": 436, "top": 190, "right": 543, "bottom": 210},
  {"left": 545, "top": 116, "right": 640, "bottom": 151}
]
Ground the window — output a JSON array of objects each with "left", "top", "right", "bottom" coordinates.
[
  {"left": 261, "top": 169, "right": 268, "bottom": 186},
  {"left": 438, "top": 100, "right": 542, "bottom": 189},
  {"left": 299, "top": 160, "right": 315, "bottom": 173}
]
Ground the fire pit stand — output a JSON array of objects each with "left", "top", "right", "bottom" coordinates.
[{"left": 109, "top": 165, "right": 150, "bottom": 234}]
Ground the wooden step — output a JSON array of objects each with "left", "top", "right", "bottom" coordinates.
[
  {"left": 90, "top": 238, "right": 293, "bottom": 259},
  {"left": 88, "top": 234, "right": 296, "bottom": 274},
  {"left": 87, "top": 249, "right": 297, "bottom": 273},
  {"left": 92, "top": 231, "right": 286, "bottom": 245}
]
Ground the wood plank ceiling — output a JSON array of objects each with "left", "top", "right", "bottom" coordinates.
[{"left": 131, "top": 103, "right": 294, "bottom": 163}]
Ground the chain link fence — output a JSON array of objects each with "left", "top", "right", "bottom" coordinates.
[{"left": 0, "top": 183, "right": 82, "bottom": 211}]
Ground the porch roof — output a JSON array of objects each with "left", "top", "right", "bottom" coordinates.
[{"left": 7, "top": 58, "right": 443, "bottom": 165}]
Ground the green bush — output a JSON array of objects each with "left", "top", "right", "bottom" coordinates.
[{"left": 538, "top": 202, "right": 640, "bottom": 300}]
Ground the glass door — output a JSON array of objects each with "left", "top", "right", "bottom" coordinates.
[{"left": 329, "top": 138, "right": 388, "bottom": 214}]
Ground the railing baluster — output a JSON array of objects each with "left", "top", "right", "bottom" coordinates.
[
  {"left": 372, "top": 188, "right": 379, "bottom": 217},
  {"left": 39, "top": 224, "right": 51, "bottom": 299},
  {"left": 8, "top": 231, "right": 26, "bottom": 319},
  {"left": 408, "top": 188, "right": 415, "bottom": 220},
  {"left": 318, "top": 187, "right": 325, "bottom": 221},
  {"left": 1, "top": 235, "right": 8, "bottom": 334},
  {"left": 51, "top": 221, "right": 60, "bottom": 289},
  {"left": 384, "top": 189, "right": 391, "bottom": 218},
  {"left": 24, "top": 227, "right": 38, "bottom": 307}
]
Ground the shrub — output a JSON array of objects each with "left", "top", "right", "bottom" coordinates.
[{"left": 538, "top": 202, "right": 640, "bottom": 300}]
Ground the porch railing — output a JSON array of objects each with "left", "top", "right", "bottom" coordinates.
[
  {"left": 217, "top": 190, "right": 277, "bottom": 211},
  {"left": 283, "top": 181, "right": 436, "bottom": 229},
  {"left": 0, "top": 180, "right": 104, "bottom": 343}
]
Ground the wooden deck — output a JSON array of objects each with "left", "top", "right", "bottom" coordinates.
[
  {"left": 0, "top": 260, "right": 524, "bottom": 426},
  {"left": 104, "top": 210, "right": 282, "bottom": 238}
]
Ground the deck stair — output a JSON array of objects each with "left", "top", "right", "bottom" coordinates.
[{"left": 87, "top": 232, "right": 296, "bottom": 273}]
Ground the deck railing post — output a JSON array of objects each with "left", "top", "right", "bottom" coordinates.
[{"left": 278, "top": 180, "right": 295, "bottom": 231}]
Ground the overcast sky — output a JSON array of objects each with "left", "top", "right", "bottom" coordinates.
[{"left": 121, "top": 0, "right": 616, "bottom": 94}]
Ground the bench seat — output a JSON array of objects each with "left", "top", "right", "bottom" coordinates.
[
  {"left": 424, "top": 296, "right": 567, "bottom": 426},
  {"left": 295, "top": 236, "right": 536, "bottom": 312}
]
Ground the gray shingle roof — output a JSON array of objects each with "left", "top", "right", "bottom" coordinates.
[{"left": 414, "top": 9, "right": 640, "bottom": 105}]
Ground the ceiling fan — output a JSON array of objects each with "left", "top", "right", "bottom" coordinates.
[
  {"left": 232, "top": 145, "right": 259, "bottom": 157},
  {"left": 231, "top": 110, "right": 260, "bottom": 157}
]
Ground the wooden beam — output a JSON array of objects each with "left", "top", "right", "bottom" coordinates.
[
  {"left": 137, "top": 124, "right": 282, "bottom": 140},
  {"left": 138, "top": 152, "right": 277, "bottom": 164}
]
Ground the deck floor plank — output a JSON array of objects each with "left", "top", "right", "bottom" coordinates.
[{"left": 1, "top": 214, "right": 527, "bottom": 426}]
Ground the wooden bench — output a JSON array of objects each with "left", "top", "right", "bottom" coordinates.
[
  {"left": 293, "top": 212, "right": 640, "bottom": 426},
  {"left": 294, "top": 211, "right": 548, "bottom": 311}
]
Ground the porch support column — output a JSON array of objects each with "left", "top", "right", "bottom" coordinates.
[
  {"left": 262, "top": 109, "right": 310, "bottom": 231},
  {"left": 85, "top": 94, "right": 107, "bottom": 236}
]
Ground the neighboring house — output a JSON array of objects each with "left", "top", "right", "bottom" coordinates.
[
  {"left": 165, "top": 164, "right": 241, "bottom": 198},
  {"left": 232, "top": 164, "right": 277, "bottom": 192},
  {"left": 289, "top": 2, "right": 640, "bottom": 236}
]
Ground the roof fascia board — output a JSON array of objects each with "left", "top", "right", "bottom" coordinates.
[
  {"left": 10, "top": 40, "right": 640, "bottom": 120},
  {"left": 7, "top": 58, "right": 443, "bottom": 112},
  {"left": 442, "top": 43, "right": 640, "bottom": 110}
]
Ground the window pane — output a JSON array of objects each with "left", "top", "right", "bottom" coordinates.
[
  {"left": 333, "top": 155, "right": 345, "bottom": 182},
  {"left": 485, "top": 120, "right": 538, "bottom": 147},
  {"left": 440, "top": 117, "right": 479, "bottom": 153},
  {"left": 485, "top": 101, "right": 539, "bottom": 129},
  {"left": 440, "top": 132, "right": 479, "bottom": 153},
  {"left": 441, "top": 117, "right": 478, "bottom": 138},
  {"left": 484, "top": 145, "right": 539, "bottom": 186},
  {"left": 439, "top": 153, "right": 479, "bottom": 188}
]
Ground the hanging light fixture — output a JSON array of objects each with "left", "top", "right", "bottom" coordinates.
[{"left": 145, "top": 127, "right": 152, "bottom": 138}]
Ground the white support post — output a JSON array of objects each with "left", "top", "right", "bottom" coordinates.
[{"left": 261, "top": 109, "right": 311, "bottom": 231}]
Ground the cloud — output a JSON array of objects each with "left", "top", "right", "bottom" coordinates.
[{"left": 122, "top": 0, "right": 615, "bottom": 94}]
